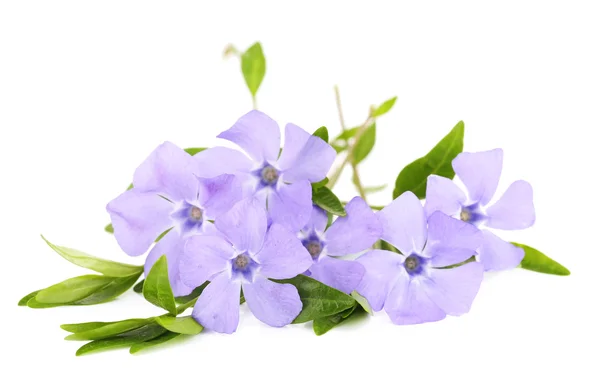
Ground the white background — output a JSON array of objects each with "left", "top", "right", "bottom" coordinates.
[{"left": 1, "top": 1, "right": 598, "bottom": 387}]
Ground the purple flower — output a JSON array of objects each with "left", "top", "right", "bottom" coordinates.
[
  {"left": 299, "top": 197, "right": 382, "bottom": 293},
  {"left": 106, "top": 142, "right": 242, "bottom": 296},
  {"left": 180, "top": 198, "right": 313, "bottom": 333},
  {"left": 425, "top": 149, "right": 535, "bottom": 271},
  {"left": 194, "top": 110, "right": 336, "bottom": 231},
  {"left": 356, "top": 192, "right": 484, "bottom": 325}
]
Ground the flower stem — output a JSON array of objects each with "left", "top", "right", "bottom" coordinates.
[{"left": 351, "top": 163, "right": 367, "bottom": 200}]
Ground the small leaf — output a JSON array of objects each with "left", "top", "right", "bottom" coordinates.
[
  {"left": 174, "top": 282, "right": 207, "bottom": 304},
  {"left": 65, "top": 319, "right": 149, "bottom": 341},
  {"left": 352, "top": 123, "right": 376, "bottom": 165},
  {"left": 143, "top": 256, "right": 177, "bottom": 315},
  {"left": 351, "top": 291, "right": 373, "bottom": 315},
  {"left": 312, "top": 304, "right": 370, "bottom": 336},
  {"left": 312, "top": 126, "right": 329, "bottom": 143},
  {"left": 312, "top": 186, "right": 346, "bottom": 216},
  {"left": 41, "top": 235, "right": 143, "bottom": 277},
  {"left": 18, "top": 290, "right": 40, "bottom": 306},
  {"left": 393, "top": 120, "right": 464, "bottom": 199},
  {"left": 129, "top": 331, "right": 181, "bottom": 354},
  {"left": 514, "top": 243, "right": 570, "bottom": 276},
  {"left": 133, "top": 280, "right": 144, "bottom": 293},
  {"left": 311, "top": 177, "right": 329, "bottom": 189},
  {"left": 75, "top": 324, "right": 167, "bottom": 356},
  {"left": 61, "top": 322, "right": 114, "bottom": 334},
  {"left": 35, "top": 275, "right": 117, "bottom": 304},
  {"left": 364, "top": 184, "right": 387, "bottom": 194},
  {"left": 334, "top": 127, "right": 358, "bottom": 141},
  {"left": 104, "top": 224, "right": 114, "bottom": 234},
  {"left": 155, "top": 316, "right": 203, "bottom": 335},
  {"left": 371, "top": 96, "right": 397, "bottom": 117},
  {"left": 184, "top": 147, "right": 206, "bottom": 156},
  {"left": 241, "top": 42, "right": 266, "bottom": 98}
]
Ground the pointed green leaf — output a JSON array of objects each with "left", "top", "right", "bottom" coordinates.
[
  {"left": 18, "top": 290, "right": 40, "bottom": 306},
  {"left": 351, "top": 291, "right": 373, "bottom": 315},
  {"left": 312, "top": 126, "right": 329, "bottom": 143},
  {"left": 35, "top": 275, "right": 116, "bottom": 304},
  {"left": 514, "top": 243, "right": 570, "bottom": 276},
  {"left": 352, "top": 123, "right": 376, "bottom": 165},
  {"left": 371, "top": 96, "right": 397, "bottom": 117},
  {"left": 69, "top": 273, "right": 140, "bottom": 305},
  {"left": 65, "top": 319, "right": 149, "bottom": 341},
  {"left": 155, "top": 316, "right": 203, "bottom": 335},
  {"left": 393, "top": 120, "right": 464, "bottom": 199},
  {"left": 312, "top": 186, "right": 346, "bottom": 216},
  {"left": 184, "top": 147, "right": 206, "bottom": 156},
  {"left": 241, "top": 42, "right": 266, "bottom": 98},
  {"left": 312, "top": 304, "right": 371, "bottom": 336},
  {"left": 133, "top": 279, "right": 144, "bottom": 293},
  {"left": 143, "top": 256, "right": 177, "bottom": 315},
  {"left": 129, "top": 331, "right": 181, "bottom": 354},
  {"left": 334, "top": 127, "right": 358, "bottom": 141},
  {"left": 75, "top": 324, "right": 167, "bottom": 356},
  {"left": 311, "top": 177, "right": 329, "bottom": 189},
  {"left": 104, "top": 223, "right": 114, "bottom": 233},
  {"left": 174, "top": 282, "right": 207, "bottom": 304},
  {"left": 61, "top": 322, "right": 115, "bottom": 333}
]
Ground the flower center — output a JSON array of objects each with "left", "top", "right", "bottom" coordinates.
[
  {"left": 305, "top": 241, "right": 323, "bottom": 259},
  {"left": 459, "top": 204, "right": 487, "bottom": 226},
  {"left": 460, "top": 209, "right": 471, "bottom": 222},
  {"left": 404, "top": 256, "right": 422, "bottom": 274},
  {"left": 234, "top": 254, "right": 250, "bottom": 270},
  {"left": 189, "top": 206, "right": 203, "bottom": 221},
  {"left": 261, "top": 165, "right": 279, "bottom": 186}
]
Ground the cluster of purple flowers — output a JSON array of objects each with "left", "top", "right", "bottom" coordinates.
[{"left": 107, "top": 110, "right": 535, "bottom": 332}]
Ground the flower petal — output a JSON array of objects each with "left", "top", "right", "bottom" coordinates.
[
  {"left": 194, "top": 146, "right": 254, "bottom": 178},
  {"left": 242, "top": 277, "right": 302, "bottom": 327},
  {"left": 106, "top": 189, "right": 173, "bottom": 256},
  {"left": 197, "top": 174, "right": 244, "bottom": 220},
  {"left": 424, "top": 175, "right": 466, "bottom": 217},
  {"left": 485, "top": 180, "right": 535, "bottom": 230},
  {"left": 217, "top": 110, "right": 281, "bottom": 163},
  {"left": 423, "top": 261, "right": 484, "bottom": 316},
  {"left": 309, "top": 257, "right": 365, "bottom": 294},
  {"left": 384, "top": 279, "right": 447, "bottom": 325},
  {"left": 215, "top": 198, "right": 267, "bottom": 255},
  {"left": 192, "top": 272, "right": 241, "bottom": 334},
  {"left": 377, "top": 191, "right": 427, "bottom": 255},
  {"left": 478, "top": 230, "right": 524, "bottom": 271},
  {"left": 423, "top": 211, "right": 482, "bottom": 267},
  {"left": 267, "top": 180, "right": 313, "bottom": 232},
  {"left": 133, "top": 141, "right": 199, "bottom": 202},
  {"left": 279, "top": 123, "right": 336, "bottom": 183},
  {"left": 302, "top": 206, "right": 328, "bottom": 235},
  {"left": 179, "top": 235, "right": 234, "bottom": 289},
  {"left": 356, "top": 250, "right": 403, "bottom": 312},
  {"left": 255, "top": 224, "right": 313, "bottom": 279},
  {"left": 452, "top": 148, "right": 503, "bottom": 206},
  {"left": 325, "top": 197, "right": 383, "bottom": 256}
]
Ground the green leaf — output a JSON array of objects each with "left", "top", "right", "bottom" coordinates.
[
  {"left": 35, "top": 275, "right": 118, "bottom": 304},
  {"left": 129, "top": 331, "right": 181, "bottom": 354},
  {"left": 75, "top": 324, "right": 167, "bottom": 356},
  {"left": 331, "top": 141, "right": 347, "bottom": 153},
  {"left": 104, "top": 223, "right": 114, "bottom": 233},
  {"left": 61, "top": 322, "right": 114, "bottom": 333},
  {"left": 18, "top": 290, "right": 40, "bottom": 306},
  {"left": 334, "top": 127, "right": 358, "bottom": 141},
  {"left": 69, "top": 273, "right": 140, "bottom": 305},
  {"left": 312, "top": 186, "right": 346, "bottom": 216},
  {"left": 184, "top": 147, "right": 206, "bottom": 156},
  {"left": 155, "top": 316, "right": 203, "bottom": 335},
  {"left": 393, "top": 120, "right": 464, "bottom": 199},
  {"left": 351, "top": 291, "right": 373, "bottom": 315},
  {"left": 352, "top": 123, "right": 376, "bottom": 165},
  {"left": 514, "top": 243, "right": 570, "bottom": 276},
  {"left": 41, "top": 235, "right": 143, "bottom": 277},
  {"left": 64, "top": 319, "right": 149, "bottom": 341},
  {"left": 174, "top": 282, "right": 207, "bottom": 304},
  {"left": 364, "top": 184, "right": 387, "bottom": 194},
  {"left": 133, "top": 279, "right": 144, "bottom": 293},
  {"left": 311, "top": 177, "right": 329, "bottom": 189},
  {"left": 371, "top": 96, "right": 397, "bottom": 117},
  {"left": 241, "top": 42, "right": 266, "bottom": 98},
  {"left": 143, "top": 256, "right": 177, "bottom": 315},
  {"left": 276, "top": 275, "right": 357, "bottom": 323},
  {"left": 312, "top": 126, "right": 329, "bottom": 143}
]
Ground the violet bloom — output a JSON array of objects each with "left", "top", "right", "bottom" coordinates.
[
  {"left": 356, "top": 192, "right": 484, "bottom": 325},
  {"left": 425, "top": 149, "right": 535, "bottom": 271},
  {"left": 194, "top": 110, "right": 336, "bottom": 231},
  {"left": 106, "top": 142, "right": 242, "bottom": 296},
  {"left": 299, "top": 197, "right": 381, "bottom": 293},
  {"left": 180, "top": 198, "right": 313, "bottom": 333}
]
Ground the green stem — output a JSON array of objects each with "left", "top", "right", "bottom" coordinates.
[
  {"left": 252, "top": 95, "right": 257, "bottom": 110},
  {"left": 351, "top": 163, "right": 367, "bottom": 200}
]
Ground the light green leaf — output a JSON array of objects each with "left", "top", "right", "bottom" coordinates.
[
  {"left": 351, "top": 291, "right": 373, "bottom": 315},
  {"left": 143, "top": 256, "right": 177, "bottom": 315},
  {"left": 312, "top": 186, "right": 346, "bottom": 216},
  {"left": 61, "top": 322, "right": 115, "bottom": 333},
  {"left": 129, "top": 331, "right": 181, "bottom": 354},
  {"left": 155, "top": 316, "right": 203, "bottom": 335},
  {"left": 184, "top": 147, "right": 206, "bottom": 156},
  {"left": 364, "top": 184, "right": 387, "bottom": 194},
  {"left": 18, "top": 290, "right": 40, "bottom": 306},
  {"left": 75, "top": 324, "right": 167, "bottom": 356},
  {"left": 334, "top": 127, "right": 358, "bottom": 142},
  {"left": 311, "top": 177, "right": 329, "bottom": 189},
  {"left": 104, "top": 224, "right": 114, "bottom": 233},
  {"left": 371, "top": 96, "right": 397, "bottom": 117},
  {"left": 241, "top": 42, "right": 266, "bottom": 98},
  {"left": 312, "top": 126, "right": 329, "bottom": 143},
  {"left": 352, "top": 123, "right": 376, "bottom": 165},
  {"left": 69, "top": 274, "right": 140, "bottom": 305},
  {"left": 35, "top": 275, "right": 117, "bottom": 304},
  {"left": 393, "top": 120, "right": 464, "bottom": 199},
  {"left": 41, "top": 235, "right": 143, "bottom": 277},
  {"left": 514, "top": 243, "right": 570, "bottom": 276},
  {"left": 64, "top": 319, "right": 149, "bottom": 341}
]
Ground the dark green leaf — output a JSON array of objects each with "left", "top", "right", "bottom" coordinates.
[
  {"left": 175, "top": 282, "right": 207, "bottom": 304},
  {"left": 371, "top": 96, "right": 397, "bottom": 117},
  {"left": 184, "top": 147, "right": 206, "bottom": 156},
  {"left": 351, "top": 291, "right": 373, "bottom": 315},
  {"left": 133, "top": 280, "right": 144, "bottom": 293},
  {"left": 313, "top": 305, "right": 357, "bottom": 336},
  {"left": 312, "top": 126, "right": 329, "bottom": 143},
  {"left": 154, "top": 316, "right": 203, "bottom": 335},
  {"left": 69, "top": 273, "right": 140, "bottom": 305},
  {"left": 129, "top": 331, "right": 181, "bottom": 354},
  {"left": 393, "top": 120, "right": 464, "bottom": 199},
  {"left": 312, "top": 186, "right": 346, "bottom": 216},
  {"left": 18, "top": 290, "right": 40, "bottom": 306},
  {"left": 61, "top": 322, "right": 114, "bottom": 333},
  {"left": 65, "top": 319, "right": 149, "bottom": 341},
  {"left": 352, "top": 123, "right": 376, "bottom": 165},
  {"left": 143, "top": 256, "right": 177, "bottom": 315},
  {"left": 311, "top": 177, "right": 329, "bottom": 189},
  {"left": 514, "top": 243, "right": 570, "bottom": 276},
  {"left": 104, "top": 223, "right": 114, "bottom": 233},
  {"left": 75, "top": 324, "right": 166, "bottom": 356},
  {"left": 241, "top": 42, "right": 266, "bottom": 98},
  {"left": 41, "top": 235, "right": 143, "bottom": 277}
]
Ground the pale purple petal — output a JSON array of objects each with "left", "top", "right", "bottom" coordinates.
[
  {"left": 423, "top": 261, "right": 484, "bottom": 316},
  {"left": 423, "top": 211, "right": 482, "bottom": 267},
  {"left": 478, "top": 230, "right": 524, "bottom": 271},
  {"left": 144, "top": 231, "right": 193, "bottom": 297},
  {"left": 255, "top": 224, "right": 312, "bottom": 279},
  {"left": 377, "top": 191, "right": 427, "bottom": 255},
  {"left": 302, "top": 206, "right": 328, "bottom": 235},
  {"left": 217, "top": 110, "right": 281, "bottom": 163},
  {"left": 424, "top": 175, "right": 466, "bottom": 217},
  {"left": 309, "top": 257, "right": 365, "bottom": 294},
  {"left": 106, "top": 189, "right": 173, "bottom": 256},
  {"left": 133, "top": 141, "right": 199, "bottom": 202},
  {"left": 179, "top": 235, "right": 234, "bottom": 289},
  {"left": 194, "top": 146, "right": 254, "bottom": 178},
  {"left": 267, "top": 180, "right": 313, "bottom": 232},
  {"left": 192, "top": 272, "right": 241, "bottom": 334},
  {"left": 279, "top": 123, "right": 336, "bottom": 183},
  {"left": 215, "top": 198, "right": 267, "bottom": 255},
  {"left": 325, "top": 197, "right": 382, "bottom": 256},
  {"left": 356, "top": 250, "right": 403, "bottom": 312},
  {"left": 384, "top": 279, "right": 446, "bottom": 325},
  {"left": 452, "top": 148, "right": 503, "bottom": 206},
  {"left": 242, "top": 277, "right": 302, "bottom": 327},
  {"left": 197, "top": 174, "right": 244, "bottom": 220},
  {"left": 485, "top": 180, "right": 535, "bottom": 230}
]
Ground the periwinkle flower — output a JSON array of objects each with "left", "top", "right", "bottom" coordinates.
[
  {"left": 425, "top": 149, "right": 535, "bottom": 271},
  {"left": 194, "top": 110, "right": 336, "bottom": 231},
  {"left": 106, "top": 142, "right": 242, "bottom": 296},
  {"left": 356, "top": 192, "right": 484, "bottom": 325},
  {"left": 299, "top": 197, "right": 382, "bottom": 294},
  {"left": 180, "top": 198, "right": 313, "bottom": 333}
]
